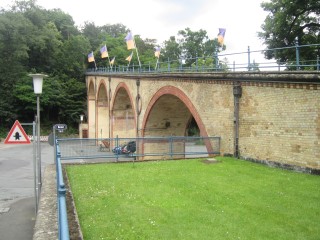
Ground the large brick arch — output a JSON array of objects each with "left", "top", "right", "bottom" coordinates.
[{"left": 142, "top": 85, "right": 210, "bottom": 138}]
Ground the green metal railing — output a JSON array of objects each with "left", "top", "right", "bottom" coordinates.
[{"left": 87, "top": 44, "right": 320, "bottom": 73}]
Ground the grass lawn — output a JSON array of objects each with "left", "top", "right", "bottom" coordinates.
[{"left": 65, "top": 157, "right": 320, "bottom": 240}]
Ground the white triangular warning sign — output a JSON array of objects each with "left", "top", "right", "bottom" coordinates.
[{"left": 4, "top": 120, "right": 31, "bottom": 144}]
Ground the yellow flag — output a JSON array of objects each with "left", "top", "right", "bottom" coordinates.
[
  {"left": 126, "top": 52, "right": 133, "bottom": 61},
  {"left": 100, "top": 45, "right": 108, "bottom": 58},
  {"left": 125, "top": 32, "right": 135, "bottom": 50},
  {"left": 87, "top": 52, "right": 94, "bottom": 62}
]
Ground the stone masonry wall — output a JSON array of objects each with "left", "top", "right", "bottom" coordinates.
[
  {"left": 86, "top": 73, "right": 320, "bottom": 170},
  {"left": 240, "top": 82, "right": 319, "bottom": 169}
]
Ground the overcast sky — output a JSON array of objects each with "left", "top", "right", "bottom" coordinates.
[{"left": 1, "top": 0, "right": 272, "bottom": 65}]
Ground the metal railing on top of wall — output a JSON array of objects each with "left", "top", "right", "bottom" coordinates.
[{"left": 87, "top": 44, "right": 320, "bottom": 73}]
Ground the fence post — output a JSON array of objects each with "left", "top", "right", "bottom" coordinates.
[
  {"left": 317, "top": 55, "right": 319, "bottom": 71},
  {"left": 169, "top": 136, "right": 173, "bottom": 159},
  {"left": 168, "top": 57, "right": 170, "bottom": 72},
  {"left": 295, "top": 37, "right": 300, "bottom": 70},
  {"left": 214, "top": 47, "right": 218, "bottom": 71},
  {"left": 196, "top": 53, "right": 198, "bottom": 72},
  {"left": 247, "top": 46, "right": 251, "bottom": 71},
  {"left": 116, "top": 135, "right": 119, "bottom": 161}
]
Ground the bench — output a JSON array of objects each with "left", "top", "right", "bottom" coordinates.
[{"left": 99, "top": 140, "right": 110, "bottom": 152}]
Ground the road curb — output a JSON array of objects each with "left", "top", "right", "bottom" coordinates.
[{"left": 33, "top": 164, "right": 58, "bottom": 240}]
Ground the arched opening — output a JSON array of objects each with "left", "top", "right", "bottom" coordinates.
[
  {"left": 111, "top": 86, "right": 136, "bottom": 138},
  {"left": 186, "top": 116, "right": 200, "bottom": 136},
  {"left": 87, "top": 80, "right": 95, "bottom": 138},
  {"left": 141, "top": 86, "right": 213, "bottom": 159},
  {"left": 97, "top": 82, "right": 108, "bottom": 138},
  {"left": 143, "top": 94, "right": 192, "bottom": 137}
]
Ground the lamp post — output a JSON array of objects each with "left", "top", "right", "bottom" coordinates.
[
  {"left": 80, "top": 115, "right": 84, "bottom": 150},
  {"left": 29, "top": 73, "right": 47, "bottom": 201},
  {"left": 80, "top": 114, "right": 84, "bottom": 137}
]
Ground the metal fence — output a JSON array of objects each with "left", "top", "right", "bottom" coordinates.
[
  {"left": 57, "top": 136, "right": 220, "bottom": 161},
  {"left": 87, "top": 43, "right": 320, "bottom": 73}
]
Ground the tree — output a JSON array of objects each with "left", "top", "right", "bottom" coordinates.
[
  {"left": 47, "top": 8, "right": 79, "bottom": 40},
  {"left": 81, "top": 21, "right": 105, "bottom": 51},
  {"left": 177, "top": 28, "right": 210, "bottom": 66},
  {"left": 0, "top": 0, "right": 88, "bottom": 131},
  {"left": 54, "top": 35, "right": 91, "bottom": 79},
  {"left": 258, "top": 0, "right": 320, "bottom": 66},
  {"left": 100, "top": 23, "right": 128, "bottom": 38},
  {"left": 161, "top": 36, "right": 181, "bottom": 69},
  {"left": 0, "top": 10, "right": 34, "bottom": 126}
]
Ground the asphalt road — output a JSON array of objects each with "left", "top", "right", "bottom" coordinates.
[{"left": 0, "top": 142, "right": 54, "bottom": 240}]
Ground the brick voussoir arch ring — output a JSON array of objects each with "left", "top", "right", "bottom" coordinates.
[{"left": 142, "top": 85, "right": 213, "bottom": 152}]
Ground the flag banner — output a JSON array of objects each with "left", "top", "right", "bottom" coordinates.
[
  {"left": 217, "top": 28, "right": 226, "bottom": 45},
  {"left": 154, "top": 46, "right": 161, "bottom": 58},
  {"left": 110, "top": 57, "right": 115, "bottom": 65},
  {"left": 100, "top": 45, "right": 108, "bottom": 58},
  {"left": 126, "top": 52, "right": 133, "bottom": 61},
  {"left": 88, "top": 51, "right": 95, "bottom": 62},
  {"left": 125, "top": 32, "right": 135, "bottom": 50}
]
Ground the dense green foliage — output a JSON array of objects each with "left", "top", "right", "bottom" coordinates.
[
  {"left": 258, "top": 0, "right": 320, "bottom": 66},
  {"left": 0, "top": 0, "right": 223, "bottom": 135},
  {"left": 66, "top": 157, "right": 320, "bottom": 239}
]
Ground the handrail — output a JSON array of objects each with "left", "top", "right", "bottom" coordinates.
[{"left": 56, "top": 143, "right": 70, "bottom": 240}]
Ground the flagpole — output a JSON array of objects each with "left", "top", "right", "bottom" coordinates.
[
  {"left": 133, "top": 39, "right": 142, "bottom": 68},
  {"left": 155, "top": 58, "right": 159, "bottom": 70},
  {"left": 127, "top": 52, "right": 133, "bottom": 71},
  {"left": 127, "top": 60, "right": 131, "bottom": 71},
  {"left": 107, "top": 56, "right": 111, "bottom": 70},
  {"left": 110, "top": 57, "right": 115, "bottom": 71},
  {"left": 94, "top": 59, "right": 97, "bottom": 70},
  {"left": 103, "top": 45, "right": 111, "bottom": 70}
]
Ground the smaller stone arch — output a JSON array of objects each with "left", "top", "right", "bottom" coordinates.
[
  {"left": 96, "top": 81, "right": 109, "bottom": 138},
  {"left": 97, "top": 81, "right": 108, "bottom": 106},
  {"left": 87, "top": 80, "right": 96, "bottom": 138},
  {"left": 111, "top": 82, "right": 137, "bottom": 138},
  {"left": 88, "top": 80, "right": 95, "bottom": 100}
]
